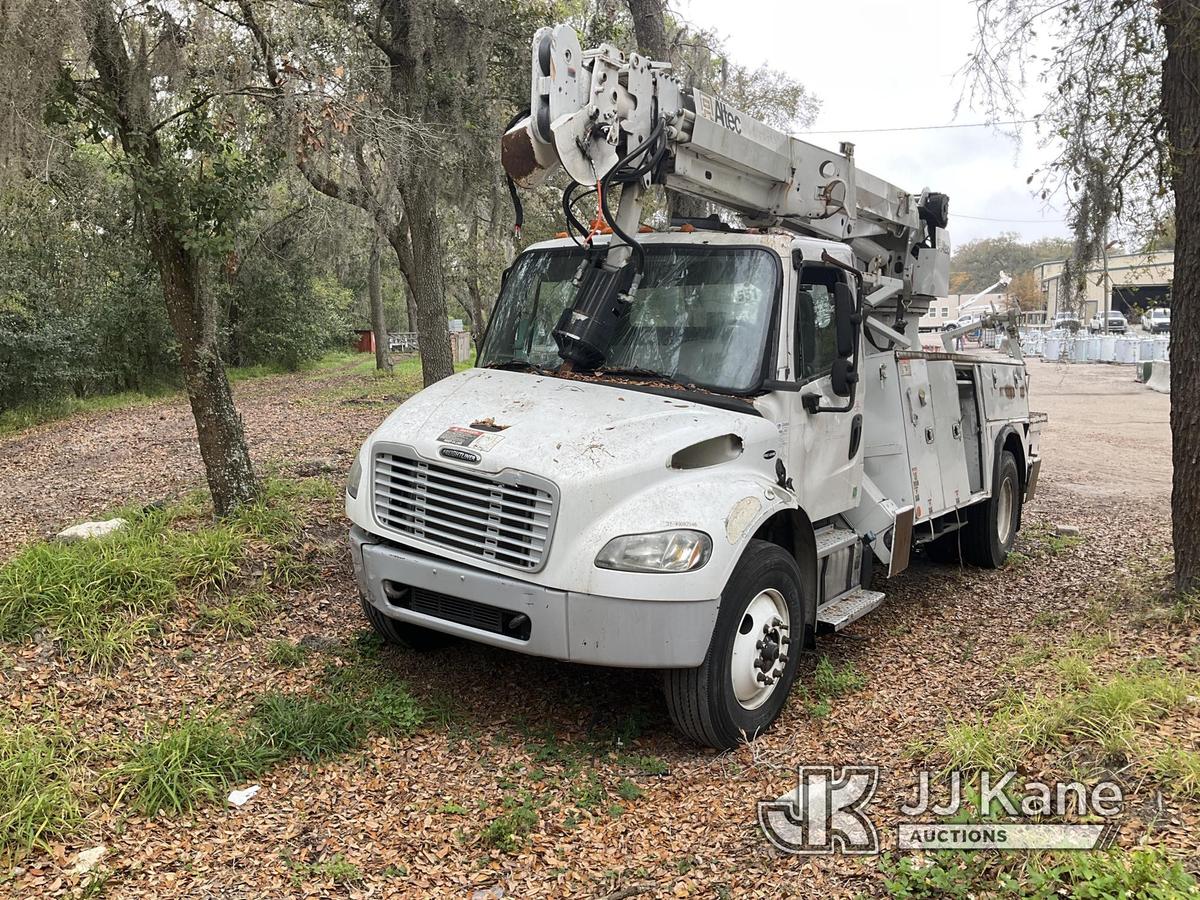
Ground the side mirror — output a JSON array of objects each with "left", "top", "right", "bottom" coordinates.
[
  {"left": 831, "top": 357, "right": 859, "bottom": 397},
  {"left": 834, "top": 282, "right": 856, "bottom": 358}
]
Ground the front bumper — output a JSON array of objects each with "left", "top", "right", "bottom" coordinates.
[{"left": 349, "top": 527, "right": 719, "bottom": 668}]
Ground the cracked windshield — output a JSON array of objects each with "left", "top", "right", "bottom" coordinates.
[{"left": 480, "top": 246, "right": 779, "bottom": 392}]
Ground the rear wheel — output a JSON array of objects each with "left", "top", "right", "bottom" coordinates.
[
  {"left": 664, "top": 540, "right": 808, "bottom": 749},
  {"left": 963, "top": 450, "right": 1021, "bottom": 568},
  {"left": 360, "top": 593, "right": 457, "bottom": 650}
]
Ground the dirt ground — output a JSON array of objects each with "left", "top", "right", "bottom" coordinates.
[
  {"left": 1, "top": 358, "right": 1193, "bottom": 899},
  {"left": 1025, "top": 358, "right": 1172, "bottom": 500},
  {"left": 0, "top": 360, "right": 390, "bottom": 561}
]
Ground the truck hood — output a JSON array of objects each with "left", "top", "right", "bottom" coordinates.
[{"left": 369, "top": 367, "right": 779, "bottom": 481}]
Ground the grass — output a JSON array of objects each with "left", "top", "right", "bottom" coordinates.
[
  {"left": 199, "top": 589, "right": 276, "bottom": 637},
  {"left": 481, "top": 793, "right": 540, "bottom": 853},
  {"left": 937, "top": 667, "right": 1195, "bottom": 775},
  {"left": 1149, "top": 748, "right": 1200, "bottom": 800},
  {"left": 616, "top": 778, "right": 643, "bottom": 801},
  {"left": 0, "top": 505, "right": 237, "bottom": 667},
  {"left": 800, "top": 655, "right": 867, "bottom": 716},
  {"left": 115, "top": 713, "right": 268, "bottom": 816},
  {"left": 313, "top": 351, "right": 475, "bottom": 406},
  {"left": 0, "top": 351, "right": 363, "bottom": 438},
  {"left": 0, "top": 476, "right": 331, "bottom": 666},
  {"left": 0, "top": 716, "right": 80, "bottom": 858},
  {"left": 621, "top": 754, "right": 669, "bottom": 776},
  {"left": 286, "top": 853, "right": 364, "bottom": 886},
  {"left": 252, "top": 693, "right": 371, "bottom": 762},
  {"left": 0, "top": 387, "right": 175, "bottom": 437},
  {"left": 1051, "top": 653, "right": 1096, "bottom": 690},
  {"left": 252, "top": 654, "right": 425, "bottom": 762},
  {"left": 113, "top": 647, "right": 426, "bottom": 817},
  {"left": 881, "top": 847, "right": 1197, "bottom": 899},
  {"left": 572, "top": 772, "right": 606, "bottom": 811},
  {"left": 266, "top": 640, "right": 309, "bottom": 668}
]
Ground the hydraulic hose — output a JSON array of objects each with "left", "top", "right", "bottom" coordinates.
[
  {"left": 503, "top": 108, "right": 530, "bottom": 236},
  {"left": 597, "top": 117, "right": 666, "bottom": 275}
]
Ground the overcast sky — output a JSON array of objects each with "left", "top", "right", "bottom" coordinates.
[{"left": 678, "top": 0, "right": 1072, "bottom": 248}]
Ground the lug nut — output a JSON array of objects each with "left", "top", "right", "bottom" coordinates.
[
  {"left": 756, "top": 639, "right": 764, "bottom": 650},
  {"left": 779, "top": 655, "right": 789, "bottom": 665}
]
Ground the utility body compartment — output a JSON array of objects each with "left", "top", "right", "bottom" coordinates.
[{"left": 861, "top": 348, "right": 1030, "bottom": 526}]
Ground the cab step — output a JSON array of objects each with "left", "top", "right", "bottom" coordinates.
[
  {"left": 816, "top": 588, "right": 885, "bottom": 633},
  {"left": 814, "top": 526, "right": 859, "bottom": 558}
]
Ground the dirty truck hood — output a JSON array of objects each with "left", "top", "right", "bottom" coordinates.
[{"left": 371, "top": 368, "right": 776, "bottom": 479}]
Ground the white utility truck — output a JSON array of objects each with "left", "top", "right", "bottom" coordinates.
[{"left": 345, "top": 25, "right": 1043, "bottom": 749}]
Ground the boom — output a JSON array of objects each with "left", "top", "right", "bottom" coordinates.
[{"left": 501, "top": 24, "right": 951, "bottom": 305}]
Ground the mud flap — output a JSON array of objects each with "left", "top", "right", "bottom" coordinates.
[{"left": 888, "top": 505, "right": 915, "bottom": 577}]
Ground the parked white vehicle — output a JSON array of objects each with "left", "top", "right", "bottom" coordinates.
[
  {"left": 1089, "top": 311, "right": 1127, "bottom": 333},
  {"left": 1144, "top": 307, "right": 1171, "bottom": 334},
  {"left": 345, "top": 25, "right": 1043, "bottom": 748}
]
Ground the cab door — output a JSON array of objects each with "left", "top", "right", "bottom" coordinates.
[{"left": 785, "top": 261, "right": 865, "bottom": 520}]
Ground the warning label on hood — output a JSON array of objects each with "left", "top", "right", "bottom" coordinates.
[{"left": 437, "top": 426, "right": 503, "bottom": 451}]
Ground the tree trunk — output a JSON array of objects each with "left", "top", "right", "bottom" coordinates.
[
  {"left": 368, "top": 233, "right": 392, "bottom": 372},
  {"left": 466, "top": 204, "right": 487, "bottom": 354},
  {"left": 1162, "top": 0, "right": 1200, "bottom": 591},
  {"left": 401, "top": 176, "right": 455, "bottom": 386},
  {"left": 625, "top": 0, "right": 708, "bottom": 223},
  {"left": 627, "top": 0, "right": 667, "bottom": 58},
  {"left": 88, "top": 0, "right": 258, "bottom": 516},
  {"left": 145, "top": 212, "right": 258, "bottom": 516},
  {"left": 404, "top": 288, "right": 418, "bottom": 337}
]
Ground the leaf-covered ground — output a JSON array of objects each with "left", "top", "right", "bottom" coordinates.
[{"left": 1, "top": 358, "right": 1195, "bottom": 898}]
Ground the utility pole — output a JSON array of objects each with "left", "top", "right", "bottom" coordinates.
[{"left": 1101, "top": 227, "right": 1112, "bottom": 334}]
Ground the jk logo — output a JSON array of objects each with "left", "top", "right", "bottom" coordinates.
[{"left": 758, "top": 765, "right": 880, "bottom": 855}]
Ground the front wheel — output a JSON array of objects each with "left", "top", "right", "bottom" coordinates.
[
  {"left": 962, "top": 450, "right": 1021, "bottom": 568},
  {"left": 664, "top": 540, "right": 808, "bottom": 749},
  {"left": 360, "top": 594, "right": 457, "bottom": 650}
]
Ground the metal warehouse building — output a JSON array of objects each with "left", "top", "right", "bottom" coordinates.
[{"left": 1037, "top": 250, "right": 1174, "bottom": 322}]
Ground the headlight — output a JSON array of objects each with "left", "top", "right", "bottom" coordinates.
[
  {"left": 346, "top": 453, "right": 364, "bottom": 499},
  {"left": 595, "top": 530, "right": 712, "bottom": 573}
]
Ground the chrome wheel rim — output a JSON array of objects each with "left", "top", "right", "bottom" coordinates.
[
  {"left": 730, "top": 588, "right": 791, "bottom": 710},
  {"left": 996, "top": 477, "right": 1015, "bottom": 546}
]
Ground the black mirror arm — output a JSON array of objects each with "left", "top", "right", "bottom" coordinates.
[{"left": 805, "top": 256, "right": 865, "bottom": 415}]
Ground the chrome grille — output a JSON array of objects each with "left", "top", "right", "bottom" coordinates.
[{"left": 372, "top": 447, "right": 556, "bottom": 570}]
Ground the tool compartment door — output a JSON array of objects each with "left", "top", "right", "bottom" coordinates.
[
  {"left": 896, "top": 357, "right": 943, "bottom": 521},
  {"left": 927, "top": 360, "right": 972, "bottom": 509},
  {"left": 979, "top": 362, "right": 1030, "bottom": 422}
]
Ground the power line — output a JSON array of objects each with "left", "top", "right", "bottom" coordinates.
[
  {"left": 955, "top": 212, "right": 1066, "bottom": 224},
  {"left": 794, "top": 118, "right": 1036, "bottom": 135}
]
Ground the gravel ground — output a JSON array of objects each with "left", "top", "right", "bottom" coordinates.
[{"left": 2, "top": 358, "right": 1193, "bottom": 899}]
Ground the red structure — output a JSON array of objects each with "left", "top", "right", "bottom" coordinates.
[{"left": 353, "top": 329, "right": 376, "bottom": 353}]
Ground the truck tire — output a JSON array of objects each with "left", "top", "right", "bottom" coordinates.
[
  {"left": 664, "top": 539, "right": 807, "bottom": 750},
  {"left": 963, "top": 450, "right": 1021, "bottom": 568},
  {"left": 359, "top": 594, "right": 457, "bottom": 650}
]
